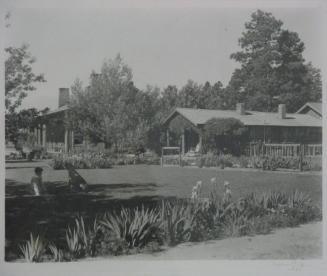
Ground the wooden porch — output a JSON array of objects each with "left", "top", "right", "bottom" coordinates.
[{"left": 247, "top": 143, "right": 322, "bottom": 157}]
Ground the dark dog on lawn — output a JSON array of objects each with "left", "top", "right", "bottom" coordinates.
[{"left": 65, "top": 163, "right": 88, "bottom": 192}]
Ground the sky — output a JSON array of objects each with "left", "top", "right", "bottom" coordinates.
[{"left": 3, "top": 0, "right": 324, "bottom": 111}]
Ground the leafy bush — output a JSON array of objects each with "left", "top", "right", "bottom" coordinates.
[
  {"left": 51, "top": 150, "right": 161, "bottom": 169},
  {"left": 195, "top": 153, "right": 234, "bottom": 168},
  {"left": 52, "top": 152, "right": 113, "bottom": 170},
  {"left": 303, "top": 156, "right": 322, "bottom": 171},
  {"left": 262, "top": 156, "right": 300, "bottom": 171},
  {"left": 203, "top": 118, "right": 246, "bottom": 155},
  {"left": 190, "top": 154, "right": 321, "bottom": 171},
  {"left": 19, "top": 233, "right": 46, "bottom": 262},
  {"left": 138, "top": 154, "right": 160, "bottom": 165},
  {"left": 5, "top": 151, "right": 23, "bottom": 160}
]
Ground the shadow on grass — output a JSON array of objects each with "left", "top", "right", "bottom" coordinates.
[
  {"left": 5, "top": 160, "right": 38, "bottom": 163},
  {"left": 5, "top": 178, "right": 176, "bottom": 261},
  {"left": 6, "top": 166, "right": 46, "bottom": 169}
]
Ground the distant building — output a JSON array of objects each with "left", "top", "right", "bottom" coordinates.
[
  {"left": 30, "top": 90, "right": 322, "bottom": 156},
  {"left": 30, "top": 88, "right": 75, "bottom": 154},
  {"left": 162, "top": 103, "right": 322, "bottom": 155},
  {"left": 32, "top": 87, "right": 107, "bottom": 154},
  {"left": 296, "top": 102, "right": 322, "bottom": 118}
]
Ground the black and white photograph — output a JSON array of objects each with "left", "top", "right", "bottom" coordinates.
[{"left": 1, "top": 0, "right": 326, "bottom": 275}]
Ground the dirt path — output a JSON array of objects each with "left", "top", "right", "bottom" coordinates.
[{"left": 112, "top": 222, "right": 322, "bottom": 260}]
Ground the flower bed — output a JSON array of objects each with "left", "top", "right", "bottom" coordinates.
[
  {"left": 51, "top": 152, "right": 114, "bottom": 169},
  {"left": 51, "top": 151, "right": 161, "bottom": 170},
  {"left": 183, "top": 153, "right": 321, "bottom": 171},
  {"left": 17, "top": 178, "right": 321, "bottom": 262}
]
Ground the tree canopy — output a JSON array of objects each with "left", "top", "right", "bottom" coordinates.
[
  {"left": 5, "top": 44, "right": 46, "bottom": 113},
  {"left": 69, "top": 55, "right": 159, "bottom": 153},
  {"left": 226, "top": 10, "right": 322, "bottom": 112},
  {"left": 5, "top": 13, "right": 47, "bottom": 145},
  {"left": 5, "top": 108, "right": 46, "bottom": 145}
]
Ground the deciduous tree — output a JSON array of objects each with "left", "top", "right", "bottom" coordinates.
[
  {"left": 69, "top": 55, "right": 159, "bottom": 153},
  {"left": 5, "top": 44, "right": 46, "bottom": 113}
]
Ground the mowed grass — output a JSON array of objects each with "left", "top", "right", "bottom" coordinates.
[
  {"left": 6, "top": 164, "right": 322, "bottom": 205},
  {"left": 5, "top": 163, "right": 322, "bottom": 260}
]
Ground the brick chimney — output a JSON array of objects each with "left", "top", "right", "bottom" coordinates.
[
  {"left": 236, "top": 103, "right": 245, "bottom": 115},
  {"left": 58, "top": 88, "right": 70, "bottom": 108},
  {"left": 278, "top": 104, "right": 286, "bottom": 119}
]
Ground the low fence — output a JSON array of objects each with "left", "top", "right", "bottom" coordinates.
[
  {"left": 161, "top": 147, "right": 181, "bottom": 167},
  {"left": 248, "top": 143, "right": 322, "bottom": 157},
  {"left": 304, "top": 144, "right": 322, "bottom": 156},
  {"left": 46, "top": 142, "right": 65, "bottom": 153}
]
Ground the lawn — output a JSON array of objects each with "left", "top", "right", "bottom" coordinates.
[{"left": 5, "top": 163, "right": 322, "bottom": 260}]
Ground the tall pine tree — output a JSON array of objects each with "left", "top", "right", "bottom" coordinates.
[{"left": 226, "top": 10, "right": 321, "bottom": 112}]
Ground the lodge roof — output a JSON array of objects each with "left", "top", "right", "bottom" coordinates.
[
  {"left": 163, "top": 107, "right": 322, "bottom": 128},
  {"left": 40, "top": 105, "right": 69, "bottom": 116},
  {"left": 296, "top": 102, "right": 322, "bottom": 116}
]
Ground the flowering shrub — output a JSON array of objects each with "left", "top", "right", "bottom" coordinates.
[
  {"left": 194, "top": 154, "right": 228, "bottom": 168},
  {"left": 5, "top": 151, "right": 23, "bottom": 160},
  {"left": 261, "top": 156, "right": 300, "bottom": 171},
  {"left": 183, "top": 153, "right": 321, "bottom": 171},
  {"left": 51, "top": 150, "right": 160, "bottom": 169},
  {"left": 303, "top": 156, "right": 322, "bottom": 171},
  {"left": 51, "top": 152, "right": 113, "bottom": 169}
]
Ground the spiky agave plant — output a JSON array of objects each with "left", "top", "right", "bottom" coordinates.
[
  {"left": 48, "top": 243, "right": 64, "bottom": 262},
  {"left": 75, "top": 216, "right": 88, "bottom": 247},
  {"left": 66, "top": 216, "right": 101, "bottom": 259},
  {"left": 288, "top": 190, "right": 311, "bottom": 208},
  {"left": 19, "top": 233, "right": 46, "bottom": 262},
  {"left": 222, "top": 211, "right": 254, "bottom": 237},
  {"left": 66, "top": 224, "right": 83, "bottom": 259},
  {"left": 262, "top": 191, "right": 288, "bottom": 209},
  {"left": 160, "top": 201, "right": 194, "bottom": 246},
  {"left": 101, "top": 206, "right": 162, "bottom": 248},
  {"left": 87, "top": 217, "right": 102, "bottom": 256}
]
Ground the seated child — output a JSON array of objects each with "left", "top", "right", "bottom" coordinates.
[{"left": 31, "top": 167, "right": 46, "bottom": 196}]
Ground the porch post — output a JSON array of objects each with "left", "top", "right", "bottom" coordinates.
[
  {"left": 181, "top": 130, "right": 185, "bottom": 155},
  {"left": 166, "top": 129, "right": 170, "bottom": 147},
  {"left": 42, "top": 124, "right": 47, "bottom": 148},
  {"left": 34, "top": 127, "right": 38, "bottom": 145},
  {"left": 199, "top": 134, "right": 203, "bottom": 154},
  {"left": 64, "top": 128, "right": 69, "bottom": 153},
  {"left": 71, "top": 130, "right": 74, "bottom": 151},
  {"left": 37, "top": 125, "right": 41, "bottom": 146}
]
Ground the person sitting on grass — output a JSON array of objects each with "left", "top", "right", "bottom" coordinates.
[
  {"left": 31, "top": 167, "right": 47, "bottom": 196},
  {"left": 65, "top": 163, "right": 88, "bottom": 192}
]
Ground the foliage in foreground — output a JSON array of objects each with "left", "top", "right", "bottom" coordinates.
[
  {"left": 19, "top": 233, "right": 46, "bottom": 262},
  {"left": 101, "top": 207, "right": 162, "bottom": 248},
  {"left": 18, "top": 179, "right": 321, "bottom": 262}
]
